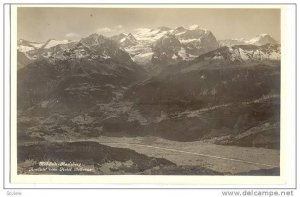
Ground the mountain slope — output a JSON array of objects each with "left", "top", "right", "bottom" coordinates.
[
  {"left": 17, "top": 51, "right": 33, "bottom": 69},
  {"left": 120, "top": 44, "right": 280, "bottom": 145},
  {"left": 17, "top": 30, "right": 281, "bottom": 149},
  {"left": 17, "top": 34, "right": 147, "bottom": 113}
]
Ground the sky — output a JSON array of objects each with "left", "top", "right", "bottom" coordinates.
[{"left": 17, "top": 7, "right": 280, "bottom": 42}]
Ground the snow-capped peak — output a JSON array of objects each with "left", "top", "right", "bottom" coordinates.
[
  {"left": 17, "top": 39, "right": 45, "bottom": 52},
  {"left": 118, "top": 33, "right": 138, "bottom": 47},
  {"left": 188, "top": 25, "right": 209, "bottom": 33},
  {"left": 42, "top": 39, "right": 71, "bottom": 49},
  {"left": 219, "top": 34, "right": 279, "bottom": 47},
  {"left": 246, "top": 34, "right": 278, "bottom": 46},
  {"left": 126, "top": 33, "right": 137, "bottom": 41}
]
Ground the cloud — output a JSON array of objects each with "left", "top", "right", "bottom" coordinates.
[
  {"left": 96, "top": 25, "right": 126, "bottom": 36},
  {"left": 132, "top": 28, "right": 151, "bottom": 34},
  {"left": 65, "top": 32, "right": 81, "bottom": 40},
  {"left": 96, "top": 27, "right": 112, "bottom": 33}
]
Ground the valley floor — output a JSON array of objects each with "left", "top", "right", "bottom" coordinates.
[{"left": 45, "top": 135, "right": 280, "bottom": 175}]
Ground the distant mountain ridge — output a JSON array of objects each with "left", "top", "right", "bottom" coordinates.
[
  {"left": 111, "top": 25, "right": 220, "bottom": 68},
  {"left": 219, "top": 34, "right": 279, "bottom": 47},
  {"left": 18, "top": 26, "right": 279, "bottom": 71},
  {"left": 17, "top": 34, "right": 133, "bottom": 65}
]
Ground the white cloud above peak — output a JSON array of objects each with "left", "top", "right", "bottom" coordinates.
[
  {"left": 96, "top": 25, "right": 125, "bottom": 36},
  {"left": 65, "top": 32, "right": 81, "bottom": 40}
]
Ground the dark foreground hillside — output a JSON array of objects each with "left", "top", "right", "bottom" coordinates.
[{"left": 17, "top": 141, "right": 224, "bottom": 175}]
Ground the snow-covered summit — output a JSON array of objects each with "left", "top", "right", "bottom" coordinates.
[
  {"left": 17, "top": 27, "right": 281, "bottom": 73},
  {"left": 246, "top": 34, "right": 278, "bottom": 46},
  {"left": 42, "top": 39, "right": 71, "bottom": 49},
  {"left": 17, "top": 39, "right": 45, "bottom": 52},
  {"left": 219, "top": 34, "right": 279, "bottom": 47},
  {"left": 188, "top": 24, "right": 208, "bottom": 31},
  {"left": 117, "top": 25, "right": 219, "bottom": 66}
]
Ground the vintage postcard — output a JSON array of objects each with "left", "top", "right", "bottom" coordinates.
[{"left": 10, "top": 4, "right": 289, "bottom": 185}]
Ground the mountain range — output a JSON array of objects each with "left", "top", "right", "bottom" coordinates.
[
  {"left": 219, "top": 34, "right": 278, "bottom": 47},
  {"left": 17, "top": 25, "right": 279, "bottom": 71},
  {"left": 17, "top": 25, "right": 280, "bottom": 150}
]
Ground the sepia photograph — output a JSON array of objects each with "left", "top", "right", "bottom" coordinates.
[{"left": 15, "top": 6, "right": 281, "bottom": 177}]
